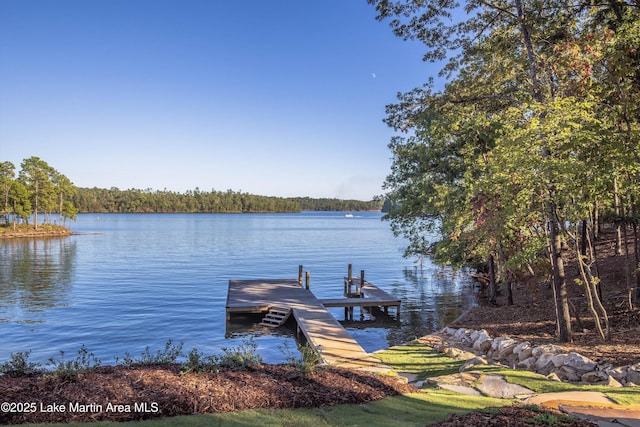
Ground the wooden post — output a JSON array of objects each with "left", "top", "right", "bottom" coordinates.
[
  {"left": 360, "top": 270, "right": 365, "bottom": 288},
  {"left": 305, "top": 271, "right": 310, "bottom": 290},
  {"left": 298, "top": 265, "right": 303, "bottom": 285},
  {"left": 348, "top": 264, "right": 353, "bottom": 282}
]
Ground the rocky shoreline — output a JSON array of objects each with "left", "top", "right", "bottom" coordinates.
[{"left": 431, "top": 327, "right": 640, "bottom": 388}]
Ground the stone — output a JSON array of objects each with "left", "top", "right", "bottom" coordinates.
[
  {"left": 535, "top": 352, "right": 557, "bottom": 375},
  {"left": 531, "top": 344, "right": 563, "bottom": 358},
  {"left": 454, "top": 328, "right": 471, "bottom": 341},
  {"left": 626, "top": 363, "right": 640, "bottom": 385},
  {"left": 444, "top": 346, "right": 475, "bottom": 360},
  {"left": 546, "top": 372, "right": 562, "bottom": 382},
  {"left": 518, "top": 346, "right": 534, "bottom": 362},
  {"left": 606, "top": 366, "right": 628, "bottom": 382},
  {"left": 476, "top": 374, "right": 535, "bottom": 399},
  {"left": 581, "top": 370, "right": 609, "bottom": 384},
  {"left": 438, "top": 384, "right": 483, "bottom": 396},
  {"left": 443, "top": 327, "right": 457, "bottom": 336},
  {"left": 460, "top": 356, "right": 489, "bottom": 372},
  {"left": 473, "top": 334, "right": 492, "bottom": 352},
  {"left": 469, "top": 330, "right": 482, "bottom": 342},
  {"left": 498, "top": 342, "right": 519, "bottom": 358},
  {"left": 551, "top": 353, "right": 568, "bottom": 368},
  {"left": 562, "top": 352, "right": 597, "bottom": 373},
  {"left": 518, "top": 356, "right": 537, "bottom": 371},
  {"left": 512, "top": 341, "right": 531, "bottom": 356},
  {"left": 605, "top": 376, "right": 623, "bottom": 388},
  {"left": 555, "top": 365, "right": 581, "bottom": 382}
]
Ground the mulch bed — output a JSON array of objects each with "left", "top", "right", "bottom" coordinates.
[
  {"left": 430, "top": 405, "right": 597, "bottom": 427},
  {"left": 0, "top": 364, "right": 415, "bottom": 424}
]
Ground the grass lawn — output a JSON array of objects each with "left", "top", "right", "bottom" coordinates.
[{"left": 24, "top": 391, "right": 509, "bottom": 427}]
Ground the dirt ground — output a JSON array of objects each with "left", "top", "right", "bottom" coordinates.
[{"left": 453, "top": 228, "right": 640, "bottom": 368}]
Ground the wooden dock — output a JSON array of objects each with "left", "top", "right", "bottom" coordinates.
[{"left": 225, "top": 272, "right": 400, "bottom": 371}]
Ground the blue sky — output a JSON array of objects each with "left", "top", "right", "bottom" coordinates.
[{"left": 0, "top": 0, "right": 437, "bottom": 200}]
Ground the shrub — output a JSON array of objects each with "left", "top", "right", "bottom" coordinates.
[
  {"left": 0, "top": 350, "right": 43, "bottom": 377},
  {"left": 181, "top": 348, "right": 219, "bottom": 374},
  {"left": 118, "top": 339, "right": 184, "bottom": 366},
  {"left": 218, "top": 338, "right": 262, "bottom": 369},
  {"left": 279, "top": 341, "right": 323, "bottom": 375},
  {"left": 48, "top": 345, "right": 101, "bottom": 382}
]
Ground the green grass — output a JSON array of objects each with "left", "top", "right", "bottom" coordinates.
[
  {"left": 23, "top": 391, "right": 509, "bottom": 427},
  {"left": 373, "top": 343, "right": 465, "bottom": 379}
]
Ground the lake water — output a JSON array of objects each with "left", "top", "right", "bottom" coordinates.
[{"left": 0, "top": 212, "right": 477, "bottom": 366}]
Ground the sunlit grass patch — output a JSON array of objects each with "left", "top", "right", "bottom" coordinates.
[{"left": 374, "top": 343, "right": 464, "bottom": 379}]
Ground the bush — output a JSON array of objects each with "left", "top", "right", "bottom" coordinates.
[
  {"left": 0, "top": 350, "right": 43, "bottom": 377},
  {"left": 118, "top": 339, "right": 184, "bottom": 366},
  {"left": 181, "top": 348, "right": 219, "bottom": 374},
  {"left": 279, "top": 341, "right": 323, "bottom": 375},
  {"left": 48, "top": 345, "right": 101, "bottom": 382},
  {"left": 218, "top": 338, "right": 262, "bottom": 369}
]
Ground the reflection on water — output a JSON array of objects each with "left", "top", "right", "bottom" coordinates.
[
  {"left": 0, "top": 238, "right": 76, "bottom": 323},
  {"left": 0, "top": 213, "right": 477, "bottom": 365}
]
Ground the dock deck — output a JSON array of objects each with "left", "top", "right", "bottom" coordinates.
[{"left": 226, "top": 278, "right": 399, "bottom": 371}]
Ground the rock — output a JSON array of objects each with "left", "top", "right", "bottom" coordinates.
[
  {"left": 546, "top": 372, "right": 562, "bottom": 382},
  {"left": 443, "top": 327, "right": 457, "bottom": 336},
  {"left": 625, "top": 382, "right": 638, "bottom": 387},
  {"left": 460, "top": 356, "right": 489, "bottom": 372},
  {"left": 472, "top": 331, "right": 492, "bottom": 352},
  {"left": 512, "top": 341, "right": 530, "bottom": 356},
  {"left": 555, "top": 365, "right": 581, "bottom": 382},
  {"left": 518, "top": 356, "right": 537, "bottom": 371},
  {"left": 469, "top": 330, "right": 482, "bottom": 342},
  {"left": 561, "top": 352, "right": 597, "bottom": 373},
  {"left": 531, "top": 344, "right": 563, "bottom": 358},
  {"left": 605, "top": 376, "right": 623, "bottom": 388},
  {"left": 581, "top": 370, "right": 609, "bottom": 384},
  {"left": 438, "top": 384, "right": 483, "bottom": 396},
  {"left": 454, "top": 328, "right": 471, "bottom": 341},
  {"left": 444, "top": 346, "right": 475, "bottom": 360},
  {"left": 606, "top": 366, "right": 628, "bottom": 383},
  {"left": 551, "top": 353, "right": 568, "bottom": 368},
  {"left": 498, "top": 342, "right": 519, "bottom": 358},
  {"left": 518, "top": 346, "right": 534, "bottom": 362},
  {"left": 626, "top": 363, "right": 640, "bottom": 385},
  {"left": 476, "top": 374, "right": 535, "bottom": 399},
  {"left": 535, "top": 352, "right": 556, "bottom": 375}
]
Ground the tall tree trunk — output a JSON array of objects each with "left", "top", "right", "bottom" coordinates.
[
  {"left": 515, "top": 0, "right": 571, "bottom": 341},
  {"left": 549, "top": 211, "right": 572, "bottom": 342},
  {"left": 614, "top": 176, "right": 623, "bottom": 256},
  {"left": 489, "top": 254, "right": 497, "bottom": 305},
  {"left": 581, "top": 219, "right": 588, "bottom": 256}
]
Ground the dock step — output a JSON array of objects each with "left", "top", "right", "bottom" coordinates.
[{"left": 258, "top": 307, "right": 291, "bottom": 328}]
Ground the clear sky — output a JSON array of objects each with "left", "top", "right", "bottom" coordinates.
[{"left": 0, "top": 0, "right": 437, "bottom": 200}]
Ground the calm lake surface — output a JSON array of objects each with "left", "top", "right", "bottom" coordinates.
[{"left": 0, "top": 212, "right": 477, "bottom": 365}]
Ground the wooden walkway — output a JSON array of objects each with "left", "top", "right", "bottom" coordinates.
[{"left": 225, "top": 278, "right": 399, "bottom": 371}]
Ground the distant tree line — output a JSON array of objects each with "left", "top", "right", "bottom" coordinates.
[
  {"left": 2, "top": 157, "right": 382, "bottom": 221},
  {"left": 72, "top": 188, "right": 382, "bottom": 213}
]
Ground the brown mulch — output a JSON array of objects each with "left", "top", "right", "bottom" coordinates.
[
  {"left": 430, "top": 405, "right": 597, "bottom": 427},
  {"left": 0, "top": 364, "right": 415, "bottom": 424}
]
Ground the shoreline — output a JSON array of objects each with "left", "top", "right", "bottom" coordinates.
[{"left": 0, "top": 224, "right": 73, "bottom": 240}]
